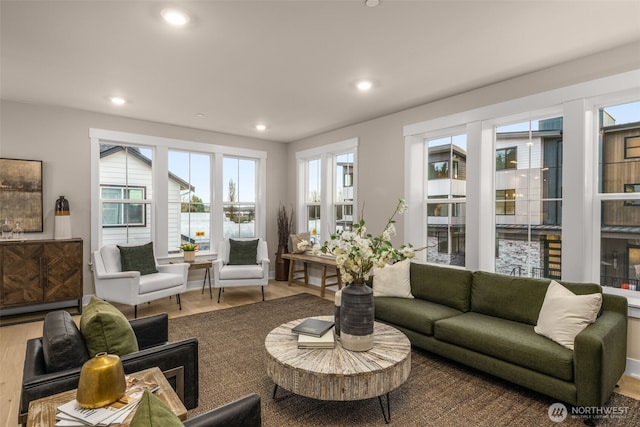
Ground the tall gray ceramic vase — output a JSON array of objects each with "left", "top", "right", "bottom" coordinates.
[{"left": 339, "top": 281, "right": 374, "bottom": 351}]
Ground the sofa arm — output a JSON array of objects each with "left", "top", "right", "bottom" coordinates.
[
  {"left": 574, "top": 309, "right": 628, "bottom": 407},
  {"left": 129, "top": 313, "right": 169, "bottom": 349},
  {"left": 183, "top": 393, "right": 261, "bottom": 427},
  {"left": 20, "top": 338, "right": 199, "bottom": 425}
]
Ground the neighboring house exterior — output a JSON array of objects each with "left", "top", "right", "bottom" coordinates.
[
  {"left": 99, "top": 146, "right": 189, "bottom": 251},
  {"left": 600, "top": 121, "right": 640, "bottom": 289},
  {"left": 426, "top": 117, "right": 640, "bottom": 288}
]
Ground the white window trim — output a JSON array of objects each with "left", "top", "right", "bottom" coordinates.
[
  {"left": 295, "top": 138, "right": 358, "bottom": 243},
  {"left": 89, "top": 128, "right": 267, "bottom": 258},
  {"left": 404, "top": 69, "right": 640, "bottom": 286}
]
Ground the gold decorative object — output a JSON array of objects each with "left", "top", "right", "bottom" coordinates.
[{"left": 76, "top": 352, "right": 126, "bottom": 408}]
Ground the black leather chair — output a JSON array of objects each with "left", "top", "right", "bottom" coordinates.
[
  {"left": 184, "top": 393, "right": 261, "bottom": 427},
  {"left": 20, "top": 312, "right": 198, "bottom": 425}
]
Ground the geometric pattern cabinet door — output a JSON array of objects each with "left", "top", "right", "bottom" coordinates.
[
  {"left": 0, "top": 238, "right": 83, "bottom": 313},
  {"left": 43, "top": 239, "right": 83, "bottom": 307},
  {"left": 0, "top": 241, "right": 44, "bottom": 307}
]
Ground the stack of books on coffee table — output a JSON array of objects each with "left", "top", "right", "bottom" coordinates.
[{"left": 292, "top": 318, "right": 335, "bottom": 349}]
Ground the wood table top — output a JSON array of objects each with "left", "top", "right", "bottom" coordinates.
[{"left": 265, "top": 315, "right": 411, "bottom": 401}]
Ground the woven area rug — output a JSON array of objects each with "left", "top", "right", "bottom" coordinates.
[{"left": 168, "top": 293, "right": 639, "bottom": 426}]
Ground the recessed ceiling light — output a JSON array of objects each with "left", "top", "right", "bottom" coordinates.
[
  {"left": 365, "top": 0, "right": 380, "bottom": 7},
  {"left": 161, "top": 8, "right": 190, "bottom": 27},
  {"left": 255, "top": 124, "right": 267, "bottom": 132},
  {"left": 109, "top": 96, "right": 127, "bottom": 106},
  {"left": 195, "top": 113, "right": 205, "bottom": 118},
  {"left": 356, "top": 80, "right": 373, "bottom": 91}
]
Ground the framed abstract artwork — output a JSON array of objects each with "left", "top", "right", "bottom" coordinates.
[{"left": 0, "top": 158, "right": 43, "bottom": 232}]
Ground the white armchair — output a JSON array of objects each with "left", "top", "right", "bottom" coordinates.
[
  {"left": 91, "top": 245, "right": 189, "bottom": 318},
  {"left": 212, "top": 239, "right": 270, "bottom": 303}
]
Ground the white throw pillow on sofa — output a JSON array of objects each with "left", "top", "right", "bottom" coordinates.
[
  {"left": 534, "top": 280, "right": 602, "bottom": 350},
  {"left": 373, "top": 259, "right": 413, "bottom": 299}
]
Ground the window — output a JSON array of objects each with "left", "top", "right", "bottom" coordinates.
[
  {"left": 98, "top": 145, "right": 153, "bottom": 245},
  {"left": 101, "top": 186, "right": 146, "bottom": 226},
  {"left": 296, "top": 138, "right": 358, "bottom": 245},
  {"left": 625, "top": 136, "right": 640, "bottom": 159},
  {"left": 168, "top": 151, "right": 211, "bottom": 253},
  {"left": 223, "top": 157, "right": 257, "bottom": 238},
  {"left": 496, "top": 147, "right": 517, "bottom": 170},
  {"left": 428, "top": 161, "right": 449, "bottom": 179},
  {"left": 404, "top": 71, "right": 638, "bottom": 291},
  {"left": 495, "top": 189, "right": 516, "bottom": 215},
  {"left": 598, "top": 100, "right": 640, "bottom": 290},
  {"left": 425, "top": 134, "right": 467, "bottom": 267},
  {"left": 335, "top": 152, "right": 354, "bottom": 232},
  {"left": 495, "top": 117, "right": 563, "bottom": 279},
  {"left": 90, "top": 129, "right": 266, "bottom": 257}
]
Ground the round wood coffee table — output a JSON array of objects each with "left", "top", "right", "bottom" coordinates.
[{"left": 265, "top": 316, "right": 411, "bottom": 423}]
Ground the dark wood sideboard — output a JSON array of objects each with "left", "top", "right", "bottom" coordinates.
[{"left": 0, "top": 238, "right": 83, "bottom": 315}]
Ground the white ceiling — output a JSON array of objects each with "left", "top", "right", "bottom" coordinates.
[{"left": 2, "top": 1, "right": 639, "bottom": 143}]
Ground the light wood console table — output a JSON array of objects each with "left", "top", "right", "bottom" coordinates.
[{"left": 281, "top": 253, "right": 342, "bottom": 297}]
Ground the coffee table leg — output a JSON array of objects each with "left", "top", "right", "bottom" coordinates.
[{"left": 378, "top": 392, "right": 391, "bottom": 424}]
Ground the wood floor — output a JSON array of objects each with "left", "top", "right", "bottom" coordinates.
[{"left": 1, "top": 280, "right": 638, "bottom": 427}]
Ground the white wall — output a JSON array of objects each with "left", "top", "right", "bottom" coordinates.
[{"left": 0, "top": 101, "right": 288, "bottom": 296}]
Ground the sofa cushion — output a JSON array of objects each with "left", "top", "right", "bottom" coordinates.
[
  {"left": 42, "top": 311, "right": 89, "bottom": 373},
  {"left": 131, "top": 390, "right": 183, "bottom": 427},
  {"left": 373, "top": 259, "right": 413, "bottom": 298},
  {"left": 118, "top": 242, "right": 158, "bottom": 276},
  {"left": 139, "top": 272, "right": 186, "bottom": 294},
  {"left": 410, "top": 263, "right": 473, "bottom": 312},
  {"left": 375, "top": 297, "right": 463, "bottom": 336},
  {"left": 228, "top": 239, "right": 259, "bottom": 265},
  {"left": 219, "top": 264, "right": 265, "bottom": 280},
  {"left": 471, "top": 271, "right": 602, "bottom": 325},
  {"left": 534, "top": 280, "right": 602, "bottom": 350},
  {"left": 434, "top": 312, "right": 575, "bottom": 381},
  {"left": 80, "top": 297, "right": 139, "bottom": 357}
]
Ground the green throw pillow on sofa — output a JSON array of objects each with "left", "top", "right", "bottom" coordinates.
[
  {"left": 80, "top": 296, "right": 139, "bottom": 357},
  {"left": 118, "top": 242, "right": 158, "bottom": 275},
  {"left": 131, "top": 390, "right": 183, "bottom": 427},
  {"left": 228, "top": 239, "right": 259, "bottom": 265}
]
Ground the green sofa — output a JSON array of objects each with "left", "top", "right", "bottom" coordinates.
[{"left": 374, "top": 262, "right": 628, "bottom": 408}]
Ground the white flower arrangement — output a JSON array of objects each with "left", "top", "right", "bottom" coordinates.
[{"left": 298, "top": 199, "right": 416, "bottom": 284}]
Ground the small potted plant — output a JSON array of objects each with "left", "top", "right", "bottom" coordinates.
[{"left": 180, "top": 242, "right": 198, "bottom": 263}]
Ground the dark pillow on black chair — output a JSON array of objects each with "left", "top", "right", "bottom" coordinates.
[{"left": 42, "top": 311, "right": 89, "bottom": 373}]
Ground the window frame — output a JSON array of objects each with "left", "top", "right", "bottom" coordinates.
[
  {"left": 295, "top": 138, "right": 358, "bottom": 244},
  {"left": 100, "top": 185, "right": 147, "bottom": 227},
  {"left": 404, "top": 69, "right": 640, "bottom": 288},
  {"left": 90, "top": 128, "right": 267, "bottom": 259},
  {"left": 496, "top": 147, "right": 518, "bottom": 170},
  {"left": 624, "top": 136, "right": 640, "bottom": 159}
]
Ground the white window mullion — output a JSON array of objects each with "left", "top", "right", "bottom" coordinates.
[
  {"left": 154, "top": 146, "right": 168, "bottom": 257},
  {"left": 562, "top": 99, "right": 594, "bottom": 282}
]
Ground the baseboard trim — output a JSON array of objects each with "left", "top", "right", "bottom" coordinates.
[{"left": 625, "top": 357, "right": 640, "bottom": 379}]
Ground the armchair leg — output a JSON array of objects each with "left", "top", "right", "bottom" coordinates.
[
  {"left": 261, "top": 286, "right": 265, "bottom": 301},
  {"left": 134, "top": 305, "right": 138, "bottom": 318},
  {"left": 177, "top": 294, "right": 182, "bottom": 310},
  {"left": 217, "top": 288, "right": 223, "bottom": 303}
]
